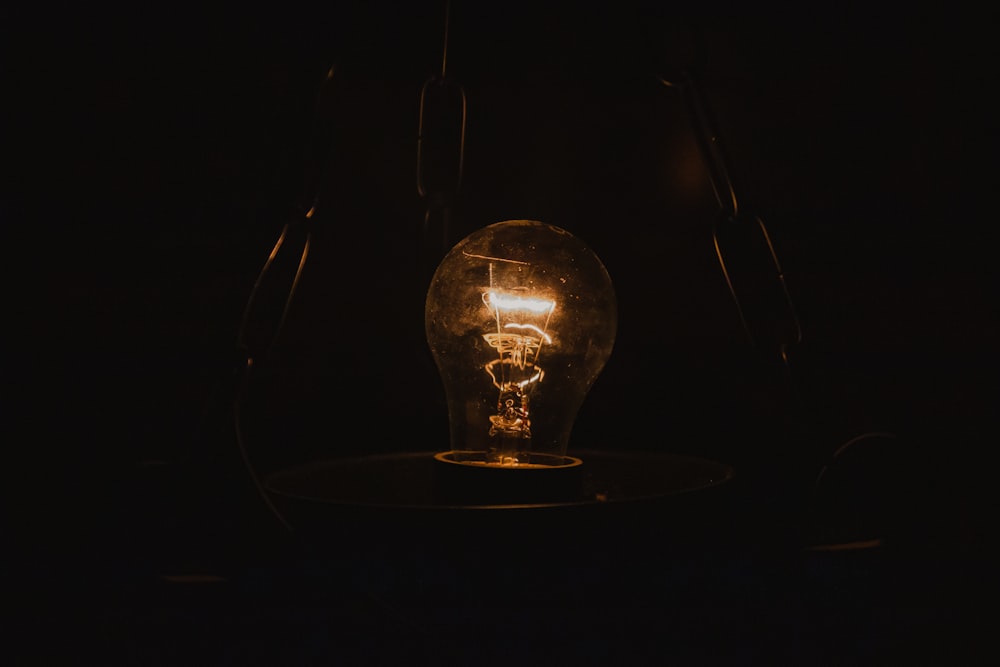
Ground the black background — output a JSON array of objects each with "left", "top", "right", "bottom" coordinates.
[{"left": 6, "top": 1, "right": 996, "bottom": 664}]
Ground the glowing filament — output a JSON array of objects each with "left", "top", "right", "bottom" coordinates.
[
  {"left": 480, "top": 288, "right": 556, "bottom": 443},
  {"left": 504, "top": 322, "right": 552, "bottom": 344},
  {"left": 484, "top": 291, "right": 555, "bottom": 314}
]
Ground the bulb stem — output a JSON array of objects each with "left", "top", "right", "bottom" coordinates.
[{"left": 487, "top": 432, "right": 531, "bottom": 466}]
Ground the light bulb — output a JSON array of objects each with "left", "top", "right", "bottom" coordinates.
[{"left": 425, "top": 220, "right": 617, "bottom": 481}]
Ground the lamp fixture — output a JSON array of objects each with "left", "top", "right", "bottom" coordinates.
[{"left": 424, "top": 219, "right": 617, "bottom": 502}]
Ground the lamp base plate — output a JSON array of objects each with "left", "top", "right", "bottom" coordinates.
[
  {"left": 431, "top": 450, "right": 584, "bottom": 505},
  {"left": 263, "top": 449, "right": 740, "bottom": 594}
]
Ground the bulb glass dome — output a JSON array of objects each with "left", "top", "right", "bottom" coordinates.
[{"left": 425, "top": 220, "right": 617, "bottom": 467}]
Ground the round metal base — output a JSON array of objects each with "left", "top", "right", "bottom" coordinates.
[
  {"left": 264, "top": 449, "right": 737, "bottom": 556},
  {"left": 265, "top": 448, "right": 733, "bottom": 510},
  {"left": 431, "top": 450, "right": 584, "bottom": 505}
]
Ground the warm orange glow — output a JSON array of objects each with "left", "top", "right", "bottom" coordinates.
[
  {"left": 425, "top": 220, "right": 617, "bottom": 466},
  {"left": 482, "top": 333, "right": 547, "bottom": 373},
  {"left": 484, "top": 291, "right": 555, "bottom": 314}
]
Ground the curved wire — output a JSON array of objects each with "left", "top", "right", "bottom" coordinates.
[
  {"left": 660, "top": 70, "right": 801, "bottom": 371},
  {"left": 812, "top": 431, "right": 898, "bottom": 499},
  {"left": 236, "top": 224, "right": 288, "bottom": 352},
  {"left": 805, "top": 431, "right": 899, "bottom": 552},
  {"left": 711, "top": 215, "right": 803, "bottom": 353},
  {"left": 232, "top": 219, "right": 312, "bottom": 536},
  {"left": 227, "top": 60, "right": 335, "bottom": 536},
  {"left": 658, "top": 72, "right": 739, "bottom": 219},
  {"left": 233, "top": 359, "right": 294, "bottom": 534},
  {"left": 440, "top": 0, "right": 451, "bottom": 79}
]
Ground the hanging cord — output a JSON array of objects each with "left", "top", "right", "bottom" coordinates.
[{"left": 416, "top": 0, "right": 467, "bottom": 278}]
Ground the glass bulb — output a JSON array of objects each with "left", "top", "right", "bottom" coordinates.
[{"left": 425, "top": 220, "right": 617, "bottom": 468}]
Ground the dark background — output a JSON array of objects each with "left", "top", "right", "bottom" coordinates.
[{"left": 6, "top": 1, "right": 996, "bottom": 663}]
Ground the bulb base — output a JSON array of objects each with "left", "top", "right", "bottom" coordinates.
[{"left": 432, "top": 450, "right": 584, "bottom": 506}]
